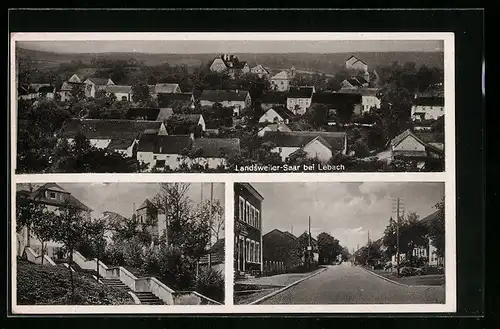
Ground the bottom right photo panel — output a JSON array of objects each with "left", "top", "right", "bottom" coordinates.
[{"left": 233, "top": 182, "right": 446, "bottom": 305}]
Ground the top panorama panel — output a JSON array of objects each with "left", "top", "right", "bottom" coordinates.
[{"left": 13, "top": 35, "right": 447, "bottom": 173}]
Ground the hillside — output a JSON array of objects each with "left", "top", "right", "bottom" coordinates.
[
  {"left": 16, "top": 260, "right": 134, "bottom": 305},
  {"left": 16, "top": 47, "right": 444, "bottom": 73}
]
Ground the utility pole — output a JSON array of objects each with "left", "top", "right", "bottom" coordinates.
[
  {"left": 307, "top": 216, "right": 312, "bottom": 270},
  {"left": 208, "top": 183, "right": 214, "bottom": 268},
  {"left": 392, "top": 197, "right": 404, "bottom": 277},
  {"left": 367, "top": 230, "right": 370, "bottom": 267}
]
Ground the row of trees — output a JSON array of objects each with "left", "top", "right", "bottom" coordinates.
[{"left": 16, "top": 183, "right": 225, "bottom": 303}]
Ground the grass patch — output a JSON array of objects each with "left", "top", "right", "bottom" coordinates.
[{"left": 17, "top": 260, "right": 134, "bottom": 305}]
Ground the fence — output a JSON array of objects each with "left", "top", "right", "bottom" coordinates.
[{"left": 263, "top": 260, "right": 285, "bottom": 276}]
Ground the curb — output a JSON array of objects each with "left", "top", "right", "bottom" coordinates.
[
  {"left": 249, "top": 267, "right": 328, "bottom": 305},
  {"left": 361, "top": 266, "right": 441, "bottom": 288}
]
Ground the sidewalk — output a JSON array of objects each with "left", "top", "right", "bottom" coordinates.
[
  {"left": 366, "top": 267, "right": 445, "bottom": 286},
  {"left": 236, "top": 271, "right": 319, "bottom": 288}
]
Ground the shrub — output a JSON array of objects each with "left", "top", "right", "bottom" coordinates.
[
  {"left": 195, "top": 267, "right": 224, "bottom": 304},
  {"left": 422, "top": 265, "right": 444, "bottom": 275},
  {"left": 141, "top": 245, "right": 161, "bottom": 275},
  {"left": 104, "top": 242, "right": 125, "bottom": 266},
  {"left": 123, "top": 238, "right": 144, "bottom": 269},
  {"left": 399, "top": 266, "right": 417, "bottom": 277},
  {"left": 174, "top": 293, "right": 202, "bottom": 305},
  {"left": 158, "top": 245, "right": 196, "bottom": 290}
]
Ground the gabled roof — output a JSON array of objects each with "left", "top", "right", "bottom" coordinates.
[
  {"left": 271, "top": 70, "right": 291, "bottom": 80},
  {"left": 73, "top": 68, "right": 100, "bottom": 81},
  {"left": 23, "top": 183, "right": 93, "bottom": 212},
  {"left": 59, "top": 118, "right": 163, "bottom": 141},
  {"left": 86, "top": 77, "right": 111, "bottom": 86},
  {"left": 101, "top": 211, "right": 128, "bottom": 229},
  {"left": 258, "top": 123, "right": 292, "bottom": 134},
  {"left": 137, "top": 198, "right": 155, "bottom": 211},
  {"left": 346, "top": 55, "right": 367, "bottom": 66},
  {"left": 137, "top": 134, "right": 192, "bottom": 154},
  {"left": 267, "top": 106, "right": 295, "bottom": 120},
  {"left": 263, "top": 229, "right": 297, "bottom": 240},
  {"left": 199, "top": 90, "right": 249, "bottom": 102},
  {"left": 177, "top": 114, "right": 202, "bottom": 125},
  {"left": 251, "top": 65, "right": 270, "bottom": 74},
  {"left": 262, "top": 131, "right": 347, "bottom": 152},
  {"left": 105, "top": 85, "right": 131, "bottom": 94},
  {"left": 61, "top": 81, "right": 85, "bottom": 92},
  {"left": 338, "top": 88, "right": 379, "bottom": 97},
  {"left": 192, "top": 138, "right": 240, "bottom": 158},
  {"left": 312, "top": 92, "right": 362, "bottom": 106},
  {"left": 390, "top": 129, "right": 444, "bottom": 155},
  {"left": 157, "top": 93, "right": 193, "bottom": 108},
  {"left": 155, "top": 83, "right": 180, "bottom": 94},
  {"left": 288, "top": 87, "right": 314, "bottom": 99},
  {"left": 414, "top": 96, "right": 444, "bottom": 107},
  {"left": 420, "top": 210, "right": 441, "bottom": 226},
  {"left": 259, "top": 92, "right": 288, "bottom": 104}
]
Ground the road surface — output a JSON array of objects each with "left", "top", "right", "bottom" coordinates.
[{"left": 260, "top": 262, "right": 445, "bottom": 304}]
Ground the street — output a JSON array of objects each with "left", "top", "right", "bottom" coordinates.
[{"left": 260, "top": 262, "right": 445, "bottom": 304}]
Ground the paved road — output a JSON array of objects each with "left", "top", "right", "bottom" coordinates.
[{"left": 260, "top": 263, "right": 445, "bottom": 304}]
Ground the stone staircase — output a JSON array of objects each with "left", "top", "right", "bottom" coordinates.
[
  {"left": 134, "top": 292, "right": 164, "bottom": 305},
  {"left": 101, "top": 278, "right": 128, "bottom": 290}
]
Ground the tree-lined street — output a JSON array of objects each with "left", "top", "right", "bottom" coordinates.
[{"left": 260, "top": 262, "right": 445, "bottom": 304}]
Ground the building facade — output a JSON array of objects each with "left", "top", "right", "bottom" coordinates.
[{"left": 234, "top": 183, "right": 264, "bottom": 276}]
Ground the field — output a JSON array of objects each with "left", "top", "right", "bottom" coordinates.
[{"left": 16, "top": 47, "right": 444, "bottom": 73}]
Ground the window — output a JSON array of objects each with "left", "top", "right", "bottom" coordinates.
[
  {"left": 49, "top": 192, "right": 56, "bottom": 199},
  {"left": 245, "top": 240, "right": 250, "bottom": 261},
  {"left": 249, "top": 241, "right": 254, "bottom": 262},
  {"left": 245, "top": 202, "right": 250, "bottom": 223},
  {"left": 239, "top": 196, "right": 245, "bottom": 221},
  {"left": 153, "top": 155, "right": 157, "bottom": 160},
  {"left": 255, "top": 209, "right": 260, "bottom": 229},
  {"left": 256, "top": 242, "right": 260, "bottom": 263}
]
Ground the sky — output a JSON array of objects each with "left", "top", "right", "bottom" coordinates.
[
  {"left": 24, "top": 182, "right": 225, "bottom": 220},
  {"left": 18, "top": 40, "right": 443, "bottom": 54},
  {"left": 252, "top": 182, "right": 444, "bottom": 252}
]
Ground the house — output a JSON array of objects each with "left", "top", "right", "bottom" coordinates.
[
  {"left": 258, "top": 92, "right": 288, "bottom": 111},
  {"left": 175, "top": 114, "right": 206, "bottom": 132},
  {"left": 125, "top": 107, "right": 173, "bottom": 122},
  {"left": 68, "top": 68, "right": 103, "bottom": 83},
  {"left": 18, "top": 84, "right": 56, "bottom": 100},
  {"left": 257, "top": 123, "right": 292, "bottom": 137},
  {"left": 198, "top": 90, "right": 251, "bottom": 115},
  {"left": 379, "top": 129, "right": 445, "bottom": 170},
  {"left": 311, "top": 92, "right": 363, "bottom": 116},
  {"left": 270, "top": 70, "right": 294, "bottom": 92},
  {"left": 420, "top": 211, "right": 444, "bottom": 267},
  {"left": 250, "top": 65, "right": 271, "bottom": 79},
  {"left": 258, "top": 106, "right": 295, "bottom": 125},
  {"left": 59, "top": 82, "right": 86, "bottom": 102},
  {"left": 345, "top": 55, "right": 368, "bottom": 73},
  {"left": 199, "top": 238, "right": 225, "bottom": 274},
  {"left": 209, "top": 54, "right": 250, "bottom": 78},
  {"left": 286, "top": 87, "right": 315, "bottom": 115},
  {"left": 136, "top": 134, "right": 192, "bottom": 170},
  {"left": 148, "top": 83, "right": 182, "bottom": 98},
  {"left": 105, "top": 85, "right": 132, "bottom": 101},
  {"left": 190, "top": 138, "right": 240, "bottom": 169},
  {"left": 36, "top": 84, "right": 57, "bottom": 99},
  {"left": 341, "top": 76, "right": 369, "bottom": 89},
  {"left": 99, "top": 211, "right": 128, "bottom": 244},
  {"left": 338, "top": 88, "right": 380, "bottom": 113},
  {"left": 136, "top": 134, "right": 240, "bottom": 171},
  {"left": 58, "top": 118, "right": 168, "bottom": 157},
  {"left": 234, "top": 183, "right": 264, "bottom": 276},
  {"left": 135, "top": 198, "right": 167, "bottom": 240},
  {"left": 262, "top": 229, "right": 302, "bottom": 275},
  {"left": 16, "top": 183, "right": 92, "bottom": 260},
  {"left": 157, "top": 93, "right": 195, "bottom": 109},
  {"left": 262, "top": 131, "right": 348, "bottom": 162},
  {"left": 296, "top": 232, "right": 320, "bottom": 265},
  {"left": 411, "top": 94, "right": 445, "bottom": 121},
  {"left": 84, "top": 77, "right": 115, "bottom": 98}
]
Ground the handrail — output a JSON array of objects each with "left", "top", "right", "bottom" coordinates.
[{"left": 150, "top": 276, "right": 175, "bottom": 293}]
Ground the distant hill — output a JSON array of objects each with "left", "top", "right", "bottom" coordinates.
[{"left": 16, "top": 47, "right": 444, "bottom": 73}]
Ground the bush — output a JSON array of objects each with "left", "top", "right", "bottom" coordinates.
[
  {"left": 104, "top": 242, "right": 125, "bottom": 266},
  {"left": 422, "top": 265, "right": 444, "bottom": 275},
  {"left": 141, "top": 245, "right": 161, "bottom": 275},
  {"left": 158, "top": 245, "right": 196, "bottom": 290},
  {"left": 195, "top": 267, "right": 224, "bottom": 303},
  {"left": 123, "top": 238, "right": 144, "bottom": 269},
  {"left": 399, "top": 266, "right": 417, "bottom": 277}
]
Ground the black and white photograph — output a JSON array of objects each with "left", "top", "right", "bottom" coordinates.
[
  {"left": 13, "top": 34, "right": 448, "bottom": 174},
  {"left": 14, "top": 182, "right": 225, "bottom": 306},
  {"left": 233, "top": 182, "right": 447, "bottom": 305}
]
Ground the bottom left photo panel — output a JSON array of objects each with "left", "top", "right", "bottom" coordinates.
[{"left": 13, "top": 182, "right": 226, "bottom": 306}]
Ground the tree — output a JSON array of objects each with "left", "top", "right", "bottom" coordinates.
[
  {"left": 195, "top": 199, "right": 225, "bottom": 244},
  {"left": 317, "top": 232, "right": 341, "bottom": 265},
  {"left": 30, "top": 210, "right": 57, "bottom": 265},
  {"left": 341, "top": 246, "right": 350, "bottom": 262},
  {"left": 50, "top": 201, "right": 89, "bottom": 303},
  {"left": 306, "top": 104, "right": 329, "bottom": 128},
  {"left": 382, "top": 217, "right": 397, "bottom": 260},
  {"left": 399, "top": 212, "right": 429, "bottom": 265},
  {"left": 131, "top": 83, "right": 151, "bottom": 104},
  {"left": 428, "top": 198, "right": 445, "bottom": 259},
  {"left": 84, "top": 218, "right": 108, "bottom": 280},
  {"left": 235, "top": 73, "right": 271, "bottom": 101}
]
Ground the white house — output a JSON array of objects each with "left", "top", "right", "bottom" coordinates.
[
  {"left": 16, "top": 183, "right": 92, "bottom": 260},
  {"left": 345, "top": 55, "right": 368, "bottom": 73},
  {"left": 59, "top": 82, "right": 86, "bottom": 102},
  {"left": 250, "top": 65, "right": 270, "bottom": 78},
  {"left": 83, "top": 77, "right": 115, "bottom": 98},
  {"left": 338, "top": 88, "right": 381, "bottom": 113},
  {"left": 411, "top": 95, "right": 445, "bottom": 121},
  {"left": 341, "top": 76, "right": 369, "bottom": 89},
  {"left": 136, "top": 134, "right": 192, "bottom": 171},
  {"left": 258, "top": 106, "right": 295, "bottom": 124},
  {"left": 209, "top": 54, "right": 250, "bottom": 78},
  {"left": 190, "top": 138, "right": 241, "bottom": 169},
  {"left": 262, "top": 131, "right": 347, "bottom": 162},
  {"left": 148, "top": 83, "right": 182, "bottom": 99},
  {"left": 105, "top": 85, "right": 132, "bottom": 101},
  {"left": 286, "top": 87, "right": 315, "bottom": 115},
  {"left": 58, "top": 118, "right": 168, "bottom": 158},
  {"left": 199, "top": 90, "right": 251, "bottom": 114},
  {"left": 270, "top": 70, "right": 294, "bottom": 92}
]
